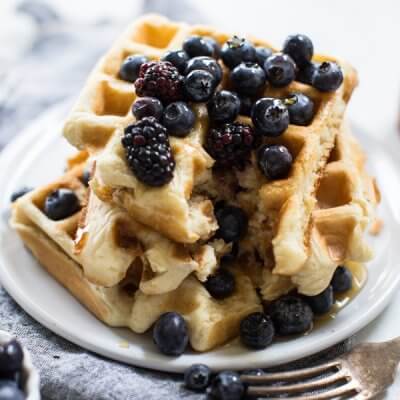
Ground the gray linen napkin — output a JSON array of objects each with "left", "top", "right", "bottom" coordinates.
[{"left": 0, "top": 1, "right": 353, "bottom": 399}]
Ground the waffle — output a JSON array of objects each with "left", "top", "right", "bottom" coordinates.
[{"left": 62, "top": 14, "right": 358, "bottom": 279}]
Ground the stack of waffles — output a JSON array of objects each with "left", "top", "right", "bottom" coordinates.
[{"left": 11, "top": 15, "right": 380, "bottom": 352}]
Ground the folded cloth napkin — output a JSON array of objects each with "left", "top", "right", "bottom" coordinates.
[{"left": 0, "top": 1, "right": 353, "bottom": 399}]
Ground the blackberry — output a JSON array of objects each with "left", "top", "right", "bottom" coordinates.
[
  {"left": 122, "top": 117, "right": 175, "bottom": 187},
  {"left": 206, "top": 122, "right": 256, "bottom": 168},
  {"left": 134, "top": 61, "right": 183, "bottom": 103}
]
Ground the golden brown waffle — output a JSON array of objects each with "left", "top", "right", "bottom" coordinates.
[{"left": 62, "top": 14, "right": 358, "bottom": 279}]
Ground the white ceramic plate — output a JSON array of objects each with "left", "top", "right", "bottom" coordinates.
[{"left": 0, "top": 102, "right": 400, "bottom": 373}]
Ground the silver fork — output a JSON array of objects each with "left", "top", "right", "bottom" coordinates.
[{"left": 241, "top": 337, "right": 400, "bottom": 399}]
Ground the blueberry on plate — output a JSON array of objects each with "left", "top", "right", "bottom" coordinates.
[
  {"left": 207, "top": 90, "right": 241, "bottom": 124},
  {"left": 240, "top": 312, "right": 275, "bottom": 349},
  {"left": 10, "top": 187, "right": 32, "bottom": 203},
  {"left": 162, "top": 101, "right": 195, "bottom": 137},
  {"left": 221, "top": 36, "right": 256, "bottom": 69},
  {"left": 132, "top": 97, "right": 164, "bottom": 121},
  {"left": 184, "top": 364, "right": 211, "bottom": 391},
  {"left": 215, "top": 205, "right": 248, "bottom": 243},
  {"left": 0, "top": 381, "right": 25, "bottom": 400},
  {"left": 43, "top": 189, "right": 81, "bottom": 221},
  {"left": 153, "top": 312, "right": 189, "bottom": 356},
  {"left": 0, "top": 340, "right": 23, "bottom": 374},
  {"left": 255, "top": 46, "right": 272, "bottom": 67},
  {"left": 184, "top": 70, "right": 217, "bottom": 102},
  {"left": 204, "top": 269, "right": 236, "bottom": 299},
  {"left": 312, "top": 61, "right": 343, "bottom": 92},
  {"left": 268, "top": 295, "right": 314, "bottom": 335},
  {"left": 161, "top": 50, "right": 189, "bottom": 74},
  {"left": 264, "top": 53, "right": 296, "bottom": 87},
  {"left": 220, "top": 242, "right": 239, "bottom": 266},
  {"left": 285, "top": 92, "right": 315, "bottom": 126},
  {"left": 296, "top": 62, "right": 317, "bottom": 85},
  {"left": 119, "top": 54, "right": 148, "bottom": 82},
  {"left": 208, "top": 371, "right": 245, "bottom": 400},
  {"left": 331, "top": 266, "right": 353, "bottom": 293},
  {"left": 258, "top": 144, "right": 293, "bottom": 180},
  {"left": 183, "top": 36, "right": 214, "bottom": 58},
  {"left": 230, "top": 62, "right": 266, "bottom": 96},
  {"left": 283, "top": 34, "right": 314, "bottom": 67},
  {"left": 184, "top": 56, "right": 223, "bottom": 84},
  {"left": 251, "top": 98, "right": 289, "bottom": 137},
  {"left": 305, "top": 286, "right": 334, "bottom": 315}
]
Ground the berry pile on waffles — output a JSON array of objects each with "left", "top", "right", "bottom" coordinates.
[{"left": 11, "top": 15, "right": 380, "bottom": 356}]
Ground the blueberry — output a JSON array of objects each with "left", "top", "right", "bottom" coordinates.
[
  {"left": 312, "top": 61, "right": 343, "bottom": 92},
  {"left": 184, "top": 56, "right": 222, "bottom": 84},
  {"left": 161, "top": 50, "right": 189, "bottom": 74},
  {"left": 207, "top": 90, "right": 241, "bottom": 123},
  {"left": 183, "top": 36, "right": 214, "bottom": 58},
  {"left": 10, "top": 187, "right": 32, "bottom": 203},
  {"left": 230, "top": 62, "right": 266, "bottom": 96},
  {"left": 184, "top": 364, "right": 211, "bottom": 391},
  {"left": 80, "top": 169, "right": 91, "bottom": 187},
  {"left": 268, "top": 295, "right": 314, "bottom": 335},
  {"left": 264, "top": 53, "right": 296, "bottom": 87},
  {"left": 0, "top": 381, "right": 25, "bottom": 400},
  {"left": 331, "top": 266, "right": 353, "bottom": 293},
  {"left": 184, "top": 70, "right": 217, "bottom": 102},
  {"left": 258, "top": 145, "right": 293, "bottom": 180},
  {"left": 305, "top": 286, "right": 334, "bottom": 315},
  {"left": 153, "top": 312, "right": 189, "bottom": 356},
  {"left": 132, "top": 97, "right": 164, "bottom": 121},
  {"left": 119, "top": 54, "right": 148, "bottom": 82},
  {"left": 0, "top": 340, "right": 23, "bottom": 375},
  {"left": 296, "top": 62, "right": 317, "bottom": 85},
  {"left": 43, "top": 189, "right": 81, "bottom": 221},
  {"left": 283, "top": 34, "right": 314, "bottom": 67},
  {"left": 220, "top": 242, "right": 239, "bottom": 266},
  {"left": 162, "top": 101, "right": 195, "bottom": 137},
  {"left": 215, "top": 205, "right": 248, "bottom": 243},
  {"left": 255, "top": 46, "right": 272, "bottom": 67},
  {"left": 239, "top": 96, "right": 254, "bottom": 116},
  {"left": 208, "top": 371, "right": 245, "bottom": 400},
  {"left": 240, "top": 312, "right": 275, "bottom": 349},
  {"left": 221, "top": 36, "right": 256, "bottom": 69},
  {"left": 205, "top": 36, "right": 221, "bottom": 59},
  {"left": 285, "top": 93, "right": 315, "bottom": 126},
  {"left": 251, "top": 98, "right": 289, "bottom": 137},
  {"left": 204, "top": 269, "right": 235, "bottom": 299}
]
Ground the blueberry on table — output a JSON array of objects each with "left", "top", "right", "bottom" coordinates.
[
  {"left": 161, "top": 50, "right": 189, "bottom": 74},
  {"left": 10, "top": 187, "right": 32, "bottom": 203},
  {"left": 162, "top": 101, "right": 195, "bottom": 137},
  {"left": 183, "top": 36, "right": 214, "bottom": 58},
  {"left": 312, "top": 61, "right": 343, "bottom": 92},
  {"left": 251, "top": 98, "right": 289, "bottom": 137},
  {"left": 221, "top": 36, "right": 256, "bottom": 69},
  {"left": 331, "top": 266, "right": 353, "bottom": 293},
  {"left": 285, "top": 92, "right": 315, "bottom": 126},
  {"left": 43, "top": 189, "right": 81, "bottom": 221},
  {"left": 215, "top": 205, "right": 248, "bottom": 243},
  {"left": 184, "top": 69, "right": 217, "bottom": 102},
  {"left": 184, "top": 364, "right": 211, "bottom": 391},
  {"left": 305, "top": 286, "right": 334, "bottom": 315},
  {"left": 0, "top": 340, "right": 23, "bottom": 374},
  {"left": 208, "top": 371, "right": 245, "bottom": 400},
  {"left": 268, "top": 295, "right": 314, "bottom": 335},
  {"left": 0, "top": 381, "right": 25, "bottom": 400},
  {"left": 264, "top": 53, "right": 296, "bottom": 87},
  {"left": 230, "top": 62, "right": 266, "bottom": 96},
  {"left": 153, "top": 312, "right": 189, "bottom": 356},
  {"left": 283, "top": 34, "right": 314, "bottom": 67},
  {"left": 204, "top": 269, "right": 236, "bottom": 300},
  {"left": 207, "top": 90, "right": 241, "bottom": 124},
  {"left": 132, "top": 97, "right": 164, "bottom": 121},
  {"left": 184, "top": 56, "right": 222, "bottom": 84},
  {"left": 240, "top": 312, "right": 275, "bottom": 349},
  {"left": 254, "top": 46, "right": 272, "bottom": 67},
  {"left": 119, "top": 54, "right": 148, "bottom": 82}
]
